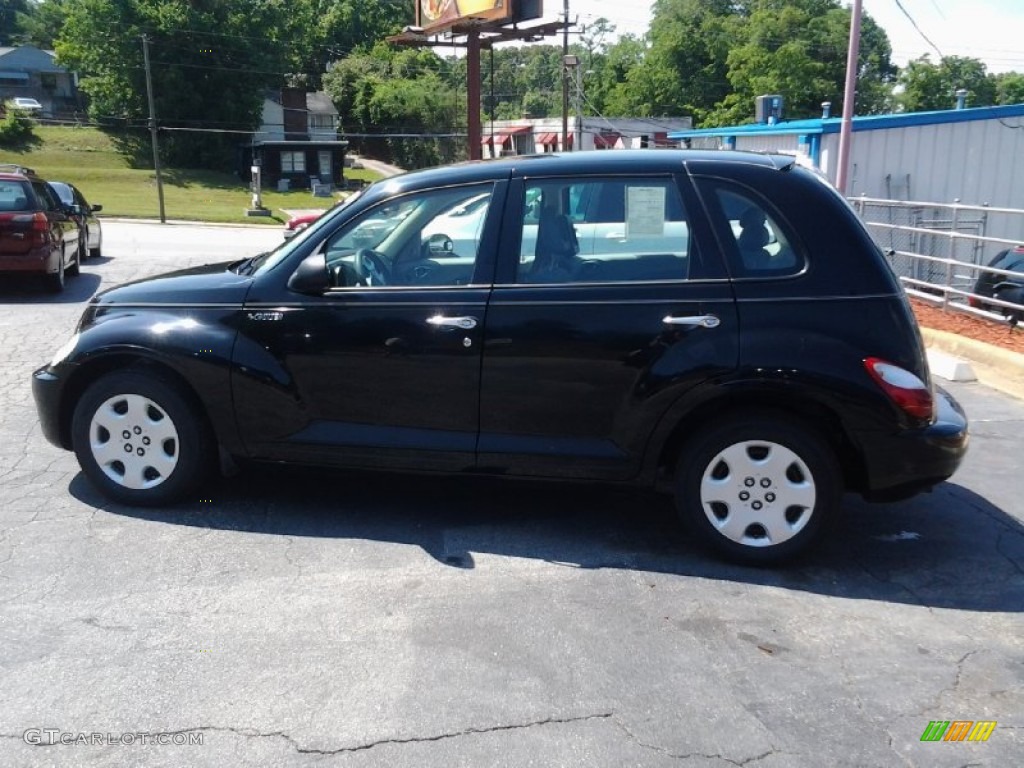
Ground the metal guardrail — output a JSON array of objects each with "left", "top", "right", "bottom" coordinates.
[{"left": 851, "top": 197, "right": 1024, "bottom": 322}]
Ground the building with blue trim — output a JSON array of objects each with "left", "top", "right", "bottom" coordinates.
[{"left": 669, "top": 104, "right": 1024, "bottom": 209}]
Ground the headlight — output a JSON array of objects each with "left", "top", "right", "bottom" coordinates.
[{"left": 50, "top": 333, "right": 80, "bottom": 367}]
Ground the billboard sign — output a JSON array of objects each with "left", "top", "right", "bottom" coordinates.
[{"left": 416, "top": 0, "right": 513, "bottom": 35}]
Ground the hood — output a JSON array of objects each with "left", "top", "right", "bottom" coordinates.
[{"left": 92, "top": 261, "right": 254, "bottom": 306}]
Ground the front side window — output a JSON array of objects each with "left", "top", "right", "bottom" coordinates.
[
  {"left": 322, "top": 183, "right": 494, "bottom": 288},
  {"left": 281, "top": 151, "right": 306, "bottom": 173},
  {"left": 517, "top": 177, "right": 692, "bottom": 284}
]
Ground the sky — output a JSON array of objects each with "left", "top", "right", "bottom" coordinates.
[{"left": 560, "top": 0, "right": 1024, "bottom": 74}]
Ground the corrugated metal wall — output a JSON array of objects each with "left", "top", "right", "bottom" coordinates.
[
  {"left": 819, "top": 116, "right": 1024, "bottom": 243},
  {"left": 838, "top": 119, "right": 1022, "bottom": 208}
]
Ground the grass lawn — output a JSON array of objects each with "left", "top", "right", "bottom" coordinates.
[{"left": 1, "top": 125, "right": 381, "bottom": 225}]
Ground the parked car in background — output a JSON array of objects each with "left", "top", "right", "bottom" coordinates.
[
  {"left": 283, "top": 209, "right": 325, "bottom": 239},
  {"left": 49, "top": 181, "right": 103, "bottom": 260},
  {"left": 0, "top": 164, "right": 81, "bottom": 291},
  {"left": 33, "top": 150, "right": 968, "bottom": 564},
  {"left": 969, "top": 246, "right": 1024, "bottom": 318},
  {"left": 283, "top": 194, "right": 362, "bottom": 239},
  {"left": 6, "top": 97, "right": 43, "bottom": 114}
]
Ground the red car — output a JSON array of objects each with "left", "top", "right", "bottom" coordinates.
[
  {"left": 0, "top": 164, "right": 81, "bottom": 291},
  {"left": 283, "top": 193, "right": 363, "bottom": 239}
]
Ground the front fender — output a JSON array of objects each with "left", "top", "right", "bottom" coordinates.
[{"left": 45, "top": 307, "right": 243, "bottom": 453}]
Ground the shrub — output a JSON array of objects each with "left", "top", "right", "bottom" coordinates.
[{"left": 0, "top": 108, "right": 36, "bottom": 147}]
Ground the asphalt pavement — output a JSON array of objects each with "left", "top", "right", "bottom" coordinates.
[{"left": 0, "top": 222, "right": 1021, "bottom": 767}]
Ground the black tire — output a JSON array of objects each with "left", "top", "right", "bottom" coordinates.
[
  {"left": 71, "top": 370, "right": 214, "bottom": 506},
  {"left": 78, "top": 229, "right": 89, "bottom": 261},
  {"left": 46, "top": 248, "right": 65, "bottom": 292},
  {"left": 90, "top": 242, "right": 102, "bottom": 259},
  {"left": 67, "top": 240, "right": 81, "bottom": 276},
  {"left": 674, "top": 412, "right": 841, "bottom": 565}
]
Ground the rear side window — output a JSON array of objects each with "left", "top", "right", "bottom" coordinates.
[
  {"left": 0, "top": 181, "right": 31, "bottom": 211},
  {"left": 517, "top": 176, "right": 692, "bottom": 284},
  {"left": 712, "top": 186, "right": 804, "bottom": 278},
  {"left": 32, "top": 181, "right": 58, "bottom": 212}
]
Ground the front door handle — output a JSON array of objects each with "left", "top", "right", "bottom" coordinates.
[
  {"left": 427, "top": 314, "right": 478, "bottom": 330},
  {"left": 663, "top": 314, "right": 721, "bottom": 329}
]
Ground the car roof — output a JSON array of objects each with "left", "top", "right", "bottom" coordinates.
[
  {"left": 0, "top": 164, "right": 37, "bottom": 181},
  {"left": 381, "top": 149, "right": 795, "bottom": 194}
]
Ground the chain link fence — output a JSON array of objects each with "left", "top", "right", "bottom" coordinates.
[{"left": 851, "top": 197, "right": 1024, "bottom": 321}]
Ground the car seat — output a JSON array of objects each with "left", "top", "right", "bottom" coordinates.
[
  {"left": 528, "top": 206, "right": 580, "bottom": 283},
  {"left": 737, "top": 207, "right": 772, "bottom": 271}
]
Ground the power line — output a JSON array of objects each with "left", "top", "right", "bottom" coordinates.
[{"left": 891, "top": 0, "right": 944, "bottom": 59}]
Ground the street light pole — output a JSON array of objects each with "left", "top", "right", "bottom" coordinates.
[{"left": 836, "top": 0, "right": 862, "bottom": 195}]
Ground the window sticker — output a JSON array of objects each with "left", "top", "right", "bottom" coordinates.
[{"left": 625, "top": 186, "right": 666, "bottom": 238}]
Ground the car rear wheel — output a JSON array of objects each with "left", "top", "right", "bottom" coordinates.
[
  {"left": 72, "top": 370, "right": 213, "bottom": 505},
  {"left": 46, "top": 248, "right": 65, "bottom": 292},
  {"left": 675, "top": 413, "right": 840, "bottom": 564}
]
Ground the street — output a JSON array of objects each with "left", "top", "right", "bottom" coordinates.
[{"left": 0, "top": 222, "right": 1021, "bottom": 767}]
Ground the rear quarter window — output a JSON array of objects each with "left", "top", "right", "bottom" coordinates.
[{"left": 702, "top": 181, "right": 806, "bottom": 279}]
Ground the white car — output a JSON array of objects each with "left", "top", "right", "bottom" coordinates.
[{"left": 7, "top": 97, "right": 43, "bottom": 114}]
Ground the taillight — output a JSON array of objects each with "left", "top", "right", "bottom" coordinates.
[
  {"left": 31, "top": 211, "right": 49, "bottom": 232},
  {"left": 864, "top": 358, "right": 934, "bottom": 421}
]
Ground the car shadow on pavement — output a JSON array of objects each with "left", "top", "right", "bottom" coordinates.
[
  {"left": 70, "top": 467, "right": 1024, "bottom": 613},
  {"left": 0, "top": 272, "right": 101, "bottom": 303}
]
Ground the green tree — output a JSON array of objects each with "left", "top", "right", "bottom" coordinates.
[
  {"left": 322, "top": 44, "right": 463, "bottom": 168},
  {"left": 993, "top": 71, "right": 1024, "bottom": 105},
  {"left": 614, "top": 0, "right": 895, "bottom": 126},
  {"left": 16, "top": 0, "right": 70, "bottom": 48},
  {"left": 1, "top": 0, "right": 30, "bottom": 45},
  {"left": 898, "top": 56, "right": 996, "bottom": 112},
  {"left": 281, "top": 0, "right": 411, "bottom": 89},
  {"left": 56, "top": 0, "right": 293, "bottom": 169}
]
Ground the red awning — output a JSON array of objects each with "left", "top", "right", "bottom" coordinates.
[
  {"left": 594, "top": 132, "right": 621, "bottom": 149},
  {"left": 481, "top": 133, "right": 510, "bottom": 145},
  {"left": 536, "top": 132, "right": 558, "bottom": 145}
]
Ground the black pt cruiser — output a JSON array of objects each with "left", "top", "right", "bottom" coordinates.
[{"left": 32, "top": 150, "right": 968, "bottom": 563}]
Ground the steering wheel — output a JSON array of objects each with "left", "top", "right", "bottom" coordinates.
[{"left": 354, "top": 248, "right": 390, "bottom": 286}]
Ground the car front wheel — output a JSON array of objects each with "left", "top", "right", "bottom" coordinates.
[
  {"left": 675, "top": 413, "right": 840, "bottom": 564},
  {"left": 71, "top": 370, "right": 213, "bottom": 505}
]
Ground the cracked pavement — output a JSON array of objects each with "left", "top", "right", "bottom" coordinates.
[{"left": 0, "top": 222, "right": 1021, "bottom": 766}]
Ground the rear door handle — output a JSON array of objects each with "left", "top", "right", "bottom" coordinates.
[
  {"left": 427, "top": 314, "right": 478, "bottom": 330},
  {"left": 663, "top": 314, "right": 720, "bottom": 329}
]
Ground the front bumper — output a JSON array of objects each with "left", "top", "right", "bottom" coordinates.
[{"left": 32, "top": 365, "right": 70, "bottom": 450}]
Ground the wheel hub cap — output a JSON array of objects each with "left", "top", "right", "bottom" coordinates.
[
  {"left": 700, "top": 440, "right": 816, "bottom": 547},
  {"left": 89, "top": 394, "right": 179, "bottom": 490}
]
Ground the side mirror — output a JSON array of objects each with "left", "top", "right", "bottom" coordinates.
[
  {"left": 287, "top": 252, "right": 330, "bottom": 294},
  {"left": 91, "top": 204, "right": 103, "bottom": 213},
  {"left": 427, "top": 233, "right": 454, "bottom": 254}
]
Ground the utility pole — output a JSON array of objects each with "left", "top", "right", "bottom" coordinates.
[
  {"left": 467, "top": 29, "right": 482, "bottom": 160},
  {"left": 836, "top": 0, "right": 862, "bottom": 195},
  {"left": 561, "top": 0, "right": 569, "bottom": 150},
  {"left": 141, "top": 35, "right": 166, "bottom": 223}
]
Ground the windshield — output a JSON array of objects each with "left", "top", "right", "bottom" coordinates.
[{"left": 246, "top": 188, "right": 367, "bottom": 275}]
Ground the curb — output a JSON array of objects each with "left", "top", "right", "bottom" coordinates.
[
  {"left": 101, "top": 217, "right": 283, "bottom": 229},
  {"left": 921, "top": 327, "right": 1024, "bottom": 401}
]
